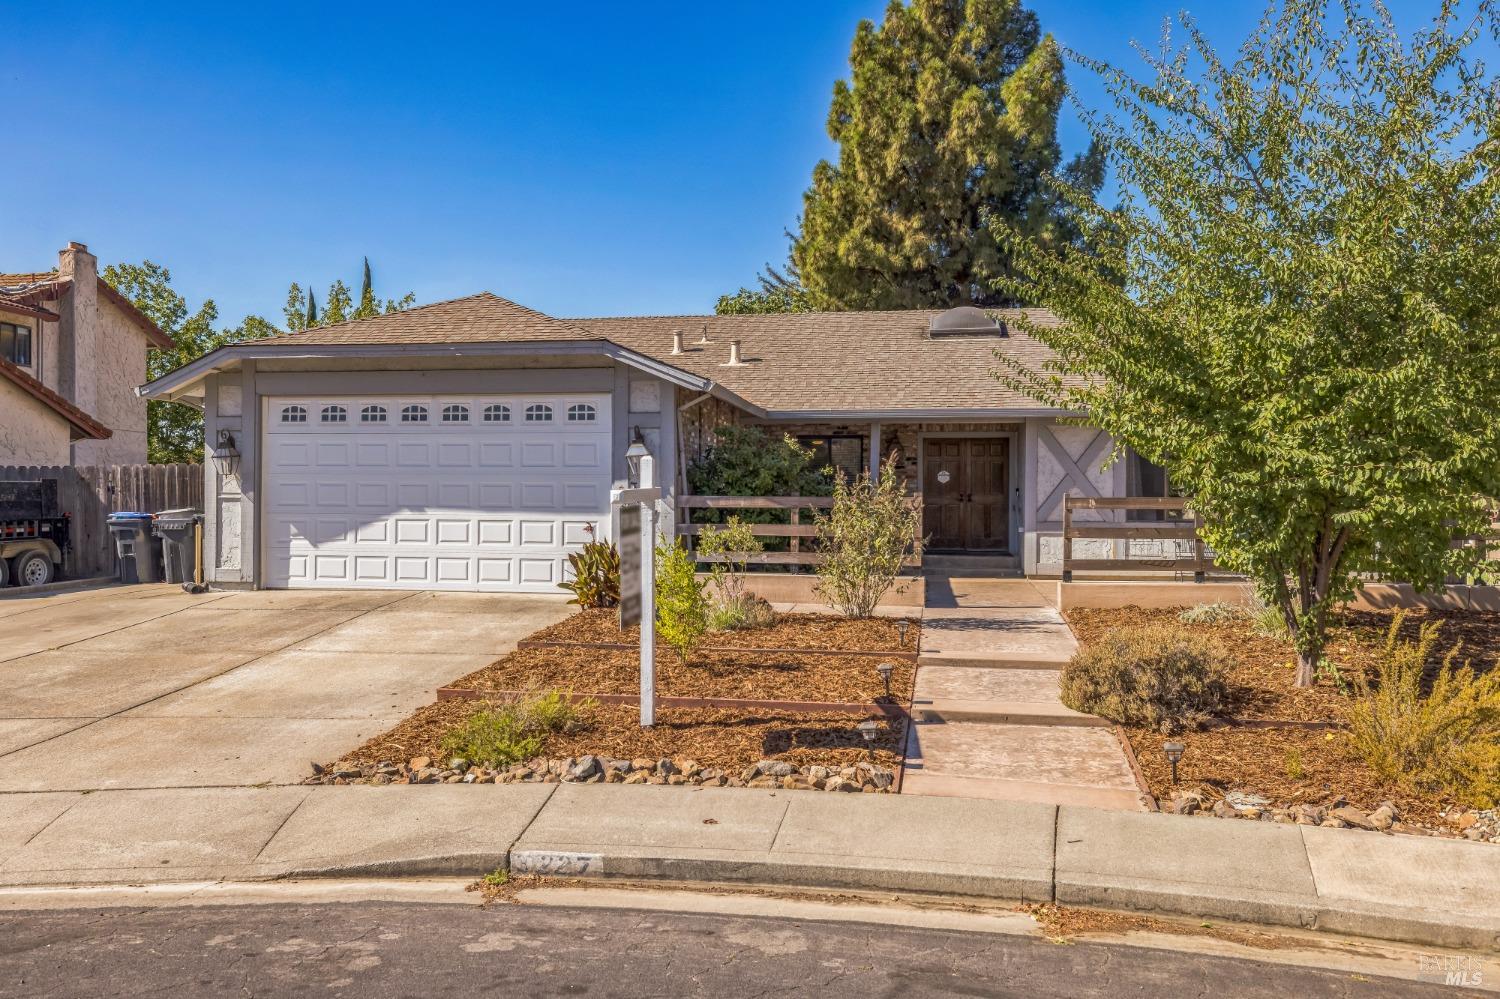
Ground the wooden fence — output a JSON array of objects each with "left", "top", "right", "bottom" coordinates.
[
  {"left": 1062, "top": 496, "right": 1212, "bottom": 582},
  {"left": 0, "top": 464, "right": 202, "bottom": 578},
  {"left": 677, "top": 495, "right": 922, "bottom": 570}
]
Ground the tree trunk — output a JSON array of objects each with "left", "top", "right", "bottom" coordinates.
[{"left": 1294, "top": 648, "right": 1318, "bottom": 687}]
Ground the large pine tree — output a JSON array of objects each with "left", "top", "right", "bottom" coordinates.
[{"left": 791, "top": 0, "right": 1101, "bottom": 310}]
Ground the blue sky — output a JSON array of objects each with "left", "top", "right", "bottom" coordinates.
[{"left": 0, "top": 2, "right": 1463, "bottom": 326}]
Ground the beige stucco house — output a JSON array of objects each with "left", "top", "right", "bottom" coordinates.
[
  {"left": 140, "top": 292, "right": 1168, "bottom": 590},
  {"left": 0, "top": 242, "right": 174, "bottom": 466}
]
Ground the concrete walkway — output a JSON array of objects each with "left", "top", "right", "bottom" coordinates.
[
  {"left": 903, "top": 579, "right": 1148, "bottom": 809},
  {"left": 0, "top": 783, "right": 1494, "bottom": 953}
]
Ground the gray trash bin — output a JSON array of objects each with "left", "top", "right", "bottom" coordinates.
[
  {"left": 107, "top": 512, "right": 161, "bottom": 584},
  {"left": 153, "top": 508, "right": 203, "bottom": 587}
]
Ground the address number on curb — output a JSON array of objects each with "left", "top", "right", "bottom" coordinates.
[{"left": 510, "top": 851, "right": 603, "bottom": 876}]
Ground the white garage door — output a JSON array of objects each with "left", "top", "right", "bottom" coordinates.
[{"left": 263, "top": 394, "right": 611, "bottom": 591}]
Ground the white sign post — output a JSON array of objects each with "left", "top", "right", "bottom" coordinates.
[{"left": 612, "top": 446, "right": 661, "bottom": 727}]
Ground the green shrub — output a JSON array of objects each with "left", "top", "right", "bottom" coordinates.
[
  {"left": 1347, "top": 613, "right": 1500, "bottom": 808},
  {"left": 686, "top": 426, "right": 832, "bottom": 499},
  {"left": 1252, "top": 601, "right": 1290, "bottom": 638},
  {"left": 559, "top": 537, "right": 620, "bottom": 608},
  {"left": 699, "top": 517, "right": 771, "bottom": 630},
  {"left": 440, "top": 689, "right": 592, "bottom": 768},
  {"left": 1060, "top": 624, "right": 1233, "bottom": 734},
  {"left": 813, "top": 456, "right": 923, "bottom": 618},
  {"left": 656, "top": 537, "right": 709, "bottom": 659},
  {"left": 1178, "top": 602, "right": 1250, "bottom": 624}
]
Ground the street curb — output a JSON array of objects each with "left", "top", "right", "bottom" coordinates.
[{"left": 0, "top": 576, "right": 118, "bottom": 600}]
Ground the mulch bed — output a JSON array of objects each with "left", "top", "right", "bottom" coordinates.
[
  {"left": 451, "top": 646, "right": 915, "bottom": 704},
  {"left": 336, "top": 697, "right": 905, "bottom": 773},
  {"left": 530, "top": 608, "right": 918, "bottom": 654},
  {"left": 1067, "top": 604, "right": 1500, "bottom": 824}
]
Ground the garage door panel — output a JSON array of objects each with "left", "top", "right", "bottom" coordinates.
[{"left": 265, "top": 393, "right": 610, "bottom": 592}]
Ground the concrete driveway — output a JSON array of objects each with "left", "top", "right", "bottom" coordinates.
[{"left": 0, "top": 584, "right": 570, "bottom": 792}]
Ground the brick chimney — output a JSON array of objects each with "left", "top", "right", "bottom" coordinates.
[{"left": 55, "top": 241, "right": 100, "bottom": 416}]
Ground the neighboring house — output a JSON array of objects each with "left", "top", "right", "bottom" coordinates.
[
  {"left": 140, "top": 293, "right": 1163, "bottom": 591},
  {"left": 0, "top": 242, "right": 174, "bottom": 466}
]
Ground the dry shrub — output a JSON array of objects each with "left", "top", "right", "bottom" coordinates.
[
  {"left": 440, "top": 690, "right": 593, "bottom": 768},
  {"left": 1347, "top": 613, "right": 1500, "bottom": 808},
  {"left": 1061, "top": 624, "right": 1232, "bottom": 734}
]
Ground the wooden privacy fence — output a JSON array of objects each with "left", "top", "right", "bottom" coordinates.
[
  {"left": 1062, "top": 496, "right": 1212, "bottom": 582},
  {"left": 0, "top": 464, "right": 202, "bottom": 579}
]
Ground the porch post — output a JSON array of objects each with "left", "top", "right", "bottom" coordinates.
[{"left": 869, "top": 422, "right": 882, "bottom": 481}]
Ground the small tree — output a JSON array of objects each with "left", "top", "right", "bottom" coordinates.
[
  {"left": 814, "top": 457, "right": 924, "bottom": 618},
  {"left": 697, "top": 516, "right": 762, "bottom": 608},
  {"left": 655, "top": 537, "right": 709, "bottom": 659},
  {"left": 996, "top": 0, "right": 1500, "bottom": 684}
]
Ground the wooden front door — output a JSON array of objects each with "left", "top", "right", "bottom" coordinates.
[{"left": 922, "top": 438, "right": 1011, "bottom": 552}]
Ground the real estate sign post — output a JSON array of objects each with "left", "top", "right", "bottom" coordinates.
[{"left": 611, "top": 451, "right": 660, "bottom": 727}]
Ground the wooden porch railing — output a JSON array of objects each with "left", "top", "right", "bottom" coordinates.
[
  {"left": 677, "top": 495, "right": 833, "bottom": 566},
  {"left": 1062, "top": 496, "right": 1211, "bottom": 582}
]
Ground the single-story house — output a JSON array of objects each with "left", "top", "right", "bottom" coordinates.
[{"left": 140, "top": 293, "right": 1167, "bottom": 591}]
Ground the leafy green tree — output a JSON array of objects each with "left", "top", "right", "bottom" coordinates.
[
  {"left": 996, "top": 0, "right": 1500, "bottom": 684},
  {"left": 284, "top": 261, "right": 414, "bottom": 331},
  {"left": 788, "top": 0, "right": 1103, "bottom": 310},
  {"left": 715, "top": 264, "right": 812, "bottom": 315},
  {"left": 103, "top": 262, "right": 277, "bottom": 464}
]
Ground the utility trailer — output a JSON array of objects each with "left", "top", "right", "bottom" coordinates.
[{"left": 0, "top": 479, "right": 69, "bottom": 587}]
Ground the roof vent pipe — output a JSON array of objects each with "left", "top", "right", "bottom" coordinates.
[
  {"left": 697, "top": 324, "right": 711, "bottom": 345},
  {"left": 724, "top": 339, "right": 744, "bottom": 366},
  {"left": 671, "top": 330, "right": 684, "bottom": 354}
]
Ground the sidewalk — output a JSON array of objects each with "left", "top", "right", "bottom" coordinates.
[{"left": 1, "top": 783, "right": 1495, "bottom": 953}]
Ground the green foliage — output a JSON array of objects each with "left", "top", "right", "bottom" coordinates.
[
  {"left": 559, "top": 537, "right": 621, "bottom": 608},
  {"left": 481, "top": 868, "right": 509, "bottom": 887},
  {"left": 789, "top": 0, "right": 1103, "bottom": 310},
  {"left": 1060, "top": 624, "right": 1233, "bottom": 734},
  {"left": 655, "top": 537, "right": 710, "bottom": 659},
  {"left": 997, "top": 1, "right": 1500, "bottom": 684},
  {"left": 102, "top": 261, "right": 278, "bottom": 463},
  {"left": 687, "top": 426, "right": 832, "bottom": 500},
  {"left": 283, "top": 260, "right": 414, "bottom": 332},
  {"left": 1347, "top": 614, "right": 1500, "bottom": 809},
  {"left": 708, "top": 594, "right": 777, "bottom": 632},
  {"left": 440, "top": 690, "right": 591, "bottom": 769},
  {"left": 1178, "top": 602, "right": 1250, "bottom": 625},
  {"left": 697, "top": 516, "right": 761, "bottom": 611},
  {"left": 1284, "top": 747, "right": 1304, "bottom": 780},
  {"left": 715, "top": 265, "right": 812, "bottom": 315},
  {"left": 813, "top": 456, "right": 923, "bottom": 618}
]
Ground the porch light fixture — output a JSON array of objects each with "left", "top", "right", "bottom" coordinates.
[
  {"left": 875, "top": 661, "right": 894, "bottom": 699},
  {"left": 1163, "top": 741, "right": 1185, "bottom": 784},
  {"left": 210, "top": 429, "right": 241, "bottom": 477},
  {"left": 625, "top": 427, "right": 651, "bottom": 489}
]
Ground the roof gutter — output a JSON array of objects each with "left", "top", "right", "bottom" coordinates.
[{"left": 135, "top": 339, "right": 767, "bottom": 417}]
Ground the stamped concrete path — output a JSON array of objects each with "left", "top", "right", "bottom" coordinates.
[{"left": 902, "top": 578, "right": 1149, "bottom": 810}]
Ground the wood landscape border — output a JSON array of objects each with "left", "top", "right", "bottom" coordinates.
[
  {"left": 435, "top": 686, "right": 911, "bottom": 719},
  {"left": 515, "top": 639, "right": 919, "bottom": 660}
]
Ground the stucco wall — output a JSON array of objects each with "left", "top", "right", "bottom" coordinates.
[
  {"left": 0, "top": 382, "right": 72, "bottom": 465},
  {"left": 71, "top": 296, "right": 148, "bottom": 465}
]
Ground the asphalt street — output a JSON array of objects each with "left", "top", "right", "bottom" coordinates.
[{"left": 0, "top": 897, "right": 1475, "bottom": 998}]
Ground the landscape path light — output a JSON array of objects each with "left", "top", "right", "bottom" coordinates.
[
  {"left": 875, "top": 661, "right": 894, "bottom": 699},
  {"left": 896, "top": 620, "right": 910, "bottom": 648},
  {"left": 1163, "top": 741, "right": 1186, "bottom": 784},
  {"left": 857, "top": 719, "right": 880, "bottom": 759}
]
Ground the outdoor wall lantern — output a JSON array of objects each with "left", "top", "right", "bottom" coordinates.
[
  {"left": 210, "top": 429, "right": 241, "bottom": 478},
  {"left": 1163, "top": 741, "right": 1186, "bottom": 784},
  {"left": 875, "top": 661, "right": 895, "bottom": 699},
  {"left": 625, "top": 427, "right": 651, "bottom": 489}
]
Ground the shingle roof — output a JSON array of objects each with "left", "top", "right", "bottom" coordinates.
[
  {"left": 0, "top": 358, "right": 112, "bottom": 441},
  {"left": 259, "top": 292, "right": 604, "bottom": 346},
  {"left": 566, "top": 309, "right": 1064, "bottom": 413}
]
